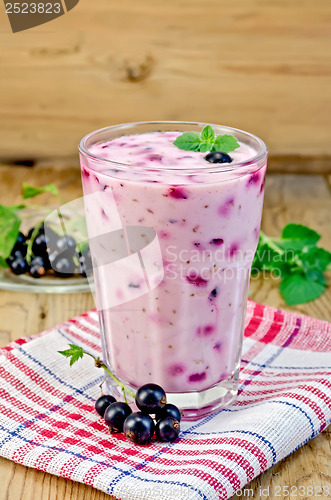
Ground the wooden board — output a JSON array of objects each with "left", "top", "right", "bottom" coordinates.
[
  {"left": 0, "top": 163, "right": 330, "bottom": 499},
  {"left": 0, "top": 0, "right": 331, "bottom": 165}
]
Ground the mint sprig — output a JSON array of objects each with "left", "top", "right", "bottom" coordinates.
[
  {"left": 58, "top": 344, "right": 135, "bottom": 403},
  {"left": 173, "top": 125, "right": 240, "bottom": 154},
  {"left": 252, "top": 223, "right": 331, "bottom": 305},
  {"left": 0, "top": 205, "right": 20, "bottom": 262}
]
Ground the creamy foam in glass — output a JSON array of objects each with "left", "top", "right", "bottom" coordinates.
[{"left": 79, "top": 122, "right": 267, "bottom": 420}]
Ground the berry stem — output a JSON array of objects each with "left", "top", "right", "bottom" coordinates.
[
  {"left": 259, "top": 231, "right": 284, "bottom": 255},
  {"left": 25, "top": 219, "right": 44, "bottom": 264},
  {"left": 57, "top": 207, "right": 67, "bottom": 237},
  {"left": 99, "top": 376, "right": 108, "bottom": 395},
  {"left": 83, "top": 351, "right": 135, "bottom": 399},
  {"left": 122, "top": 387, "right": 128, "bottom": 405}
]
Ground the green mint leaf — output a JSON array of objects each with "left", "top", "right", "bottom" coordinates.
[
  {"left": 280, "top": 273, "right": 326, "bottom": 305},
  {"left": 200, "top": 125, "right": 215, "bottom": 145},
  {"left": 173, "top": 127, "right": 240, "bottom": 154},
  {"left": 281, "top": 223, "right": 320, "bottom": 244},
  {"left": 301, "top": 247, "right": 331, "bottom": 272},
  {"left": 0, "top": 256, "right": 9, "bottom": 268},
  {"left": 173, "top": 132, "right": 201, "bottom": 152},
  {"left": 199, "top": 143, "right": 210, "bottom": 153},
  {"left": 252, "top": 232, "right": 289, "bottom": 276},
  {"left": 277, "top": 240, "right": 311, "bottom": 252},
  {"left": 22, "top": 183, "right": 58, "bottom": 199},
  {"left": 7, "top": 204, "right": 27, "bottom": 211},
  {"left": 212, "top": 134, "right": 240, "bottom": 154},
  {"left": 0, "top": 205, "right": 20, "bottom": 259},
  {"left": 252, "top": 241, "right": 285, "bottom": 274},
  {"left": 58, "top": 343, "right": 84, "bottom": 366},
  {"left": 305, "top": 268, "right": 326, "bottom": 286},
  {"left": 252, "top": 225, "right": 330, "bottom": 305}
]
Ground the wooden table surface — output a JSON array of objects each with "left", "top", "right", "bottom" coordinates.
[{"left": 0, "top": 162, "right": 330, "bottom": 500}]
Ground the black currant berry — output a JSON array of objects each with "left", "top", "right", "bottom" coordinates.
[
  {"left": 155, "top": 403, "right": 181, "bottom": 422},
  {"left": 205, "top": 151, "right": 232, "bottom": 164},
  {"left": 135, "top": 383, "right": 167, "bottom": 414},
  {"left": 32, "top": 255, "right": 51, "bottom": 270},
  {"left": 32, "top": 233, "right": 49, "bottom": 257},
  {"left": 9, "top": 233, "right": 28, "bottom": 260},
  {"left": 155, "top": 416, "right": 180, "bottom": 442},
  {"left": 9, "top": 258, "right": 29, "bottom": 275},
  {"left": 55, "top": 235, "right": 77, "bottom": 257},
  {"left": 29, "top": 256, "right": 47, "bottom": 278},
  {"left": 104, "top": 402, "right": 132, "bottom": 433},
  {"left": 29, "top": 265, "right": 45, "bottom": 279},
  {"left": 48, "top": 250, "right": 59, "bottom": 265},
  {"left": 7, "top": 246, "right": 27, "bottom": 263},
  {"left": 52, "top": 256, "right": 75, "bottom": 278},
  {"left": 124, "top": 412, "right": 155, "bottom": 445},
  {"left": 95, "top": 394, "right": 117, "bottom": 417},
  {"left": 16, "top": 232, "right": 27, "bottom": 246},
  {"left": 79, "top": 247, "right": 92, "bottom": 277}
]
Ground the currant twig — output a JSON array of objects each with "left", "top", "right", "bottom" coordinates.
[
  {"left": 99, "top": 376, "right": 107, "bottom": 395},
  {"left": 58, "top": 344, "right": 135, "bottom": 400},
  {"left": 25, "top": 219, "right": 44, "bottom": 265},
  {"left": 122, "top": 386, "right": 128, "bottom": 405}
]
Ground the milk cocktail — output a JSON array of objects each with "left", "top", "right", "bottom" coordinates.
[{"left": 79, "top": 122, "right": 267, "bottom": 419}]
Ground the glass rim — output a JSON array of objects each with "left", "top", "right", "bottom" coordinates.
[{"left": 78, "top": 121, "right": 268, "bottom": 175}]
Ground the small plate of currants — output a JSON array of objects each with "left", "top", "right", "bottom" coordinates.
[{"left": 0, "top": 206, "right": 94, "bottom": 294}]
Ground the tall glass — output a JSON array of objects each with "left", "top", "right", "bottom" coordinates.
[{"left": 79, "top": 122, "right": 267, "bottom": 420}]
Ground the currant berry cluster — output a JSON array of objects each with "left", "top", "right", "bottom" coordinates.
[
  {"left": 6, "top": 224, "right": 92, "bottom": 279},
  {"left": 95, "top": 383, "right": 181, "bottom": 445}
]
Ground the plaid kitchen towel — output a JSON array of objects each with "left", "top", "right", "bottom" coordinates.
[{"left": 0, "top": 300, "right": 330, "bottom": 500}]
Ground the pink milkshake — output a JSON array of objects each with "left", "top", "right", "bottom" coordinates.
[{"left": 79, "top": 122, "right": 267, "bottom": 419}]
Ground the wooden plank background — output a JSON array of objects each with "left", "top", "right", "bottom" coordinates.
[{"left": 0, "top": 0, "right": 331, "bottom": 171}]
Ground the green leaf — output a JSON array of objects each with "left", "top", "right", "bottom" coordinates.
[
  {"left": 305, "top": 268, "right": 326, "bottom": 286},
  {"left": 7, "top": 204, "right": 27, "bottom": 211},
  {"left": 252, "top": 245, "right": 286, "bottom": 276},
  {"left": 281, "top": 223, "right": 320, "bottom": 244},
  {"left": 173, "top": 127, "right": 240, "bottom": 155},
  {"left": 280, "top": 273, "right": 326, "bottom": 305},
  {"left": 277, "top": 240, "right": 310, "bottom": 252},
  {"left": 58, "top": 344, "right": 84, "bottom": 366},
  {"left": 173, "top": 132, "right": 201, "bottom": 152},
  {"left": 252, "top": 234, "right": 287, "bottom": 275},
  {"left": 252, "top": 243, "right": 279, "bottom": 272},
  {"left": 0, "top": 205, "right": 20, "bottom": 259},
  {"left": 22, "top": 183, "right": 58, "bottom": 199},
  {"left": 252, "top": 224, "right": 330, "bottom": 306},
  {"left": 300, "top": 247, "right": 331, "bottom": 271},
  {"left": 212, "top": 134, "right": 240, "bottom": 154},
  {"left": 199, "top": 143, "right": 210, "bottom": 153},
  {"left": 200, "top": 125, "right": 215, "bottom": 144},
  {"left": 0, "top": 256, "right": 9, "bottom": 268}
]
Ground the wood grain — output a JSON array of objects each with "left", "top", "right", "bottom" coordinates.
[
  {"left": 0, "top": 0, "right": 331, "bottom": 161},
  {"left": 0, "top": 163, "right": 330, "bottom": 499}
]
